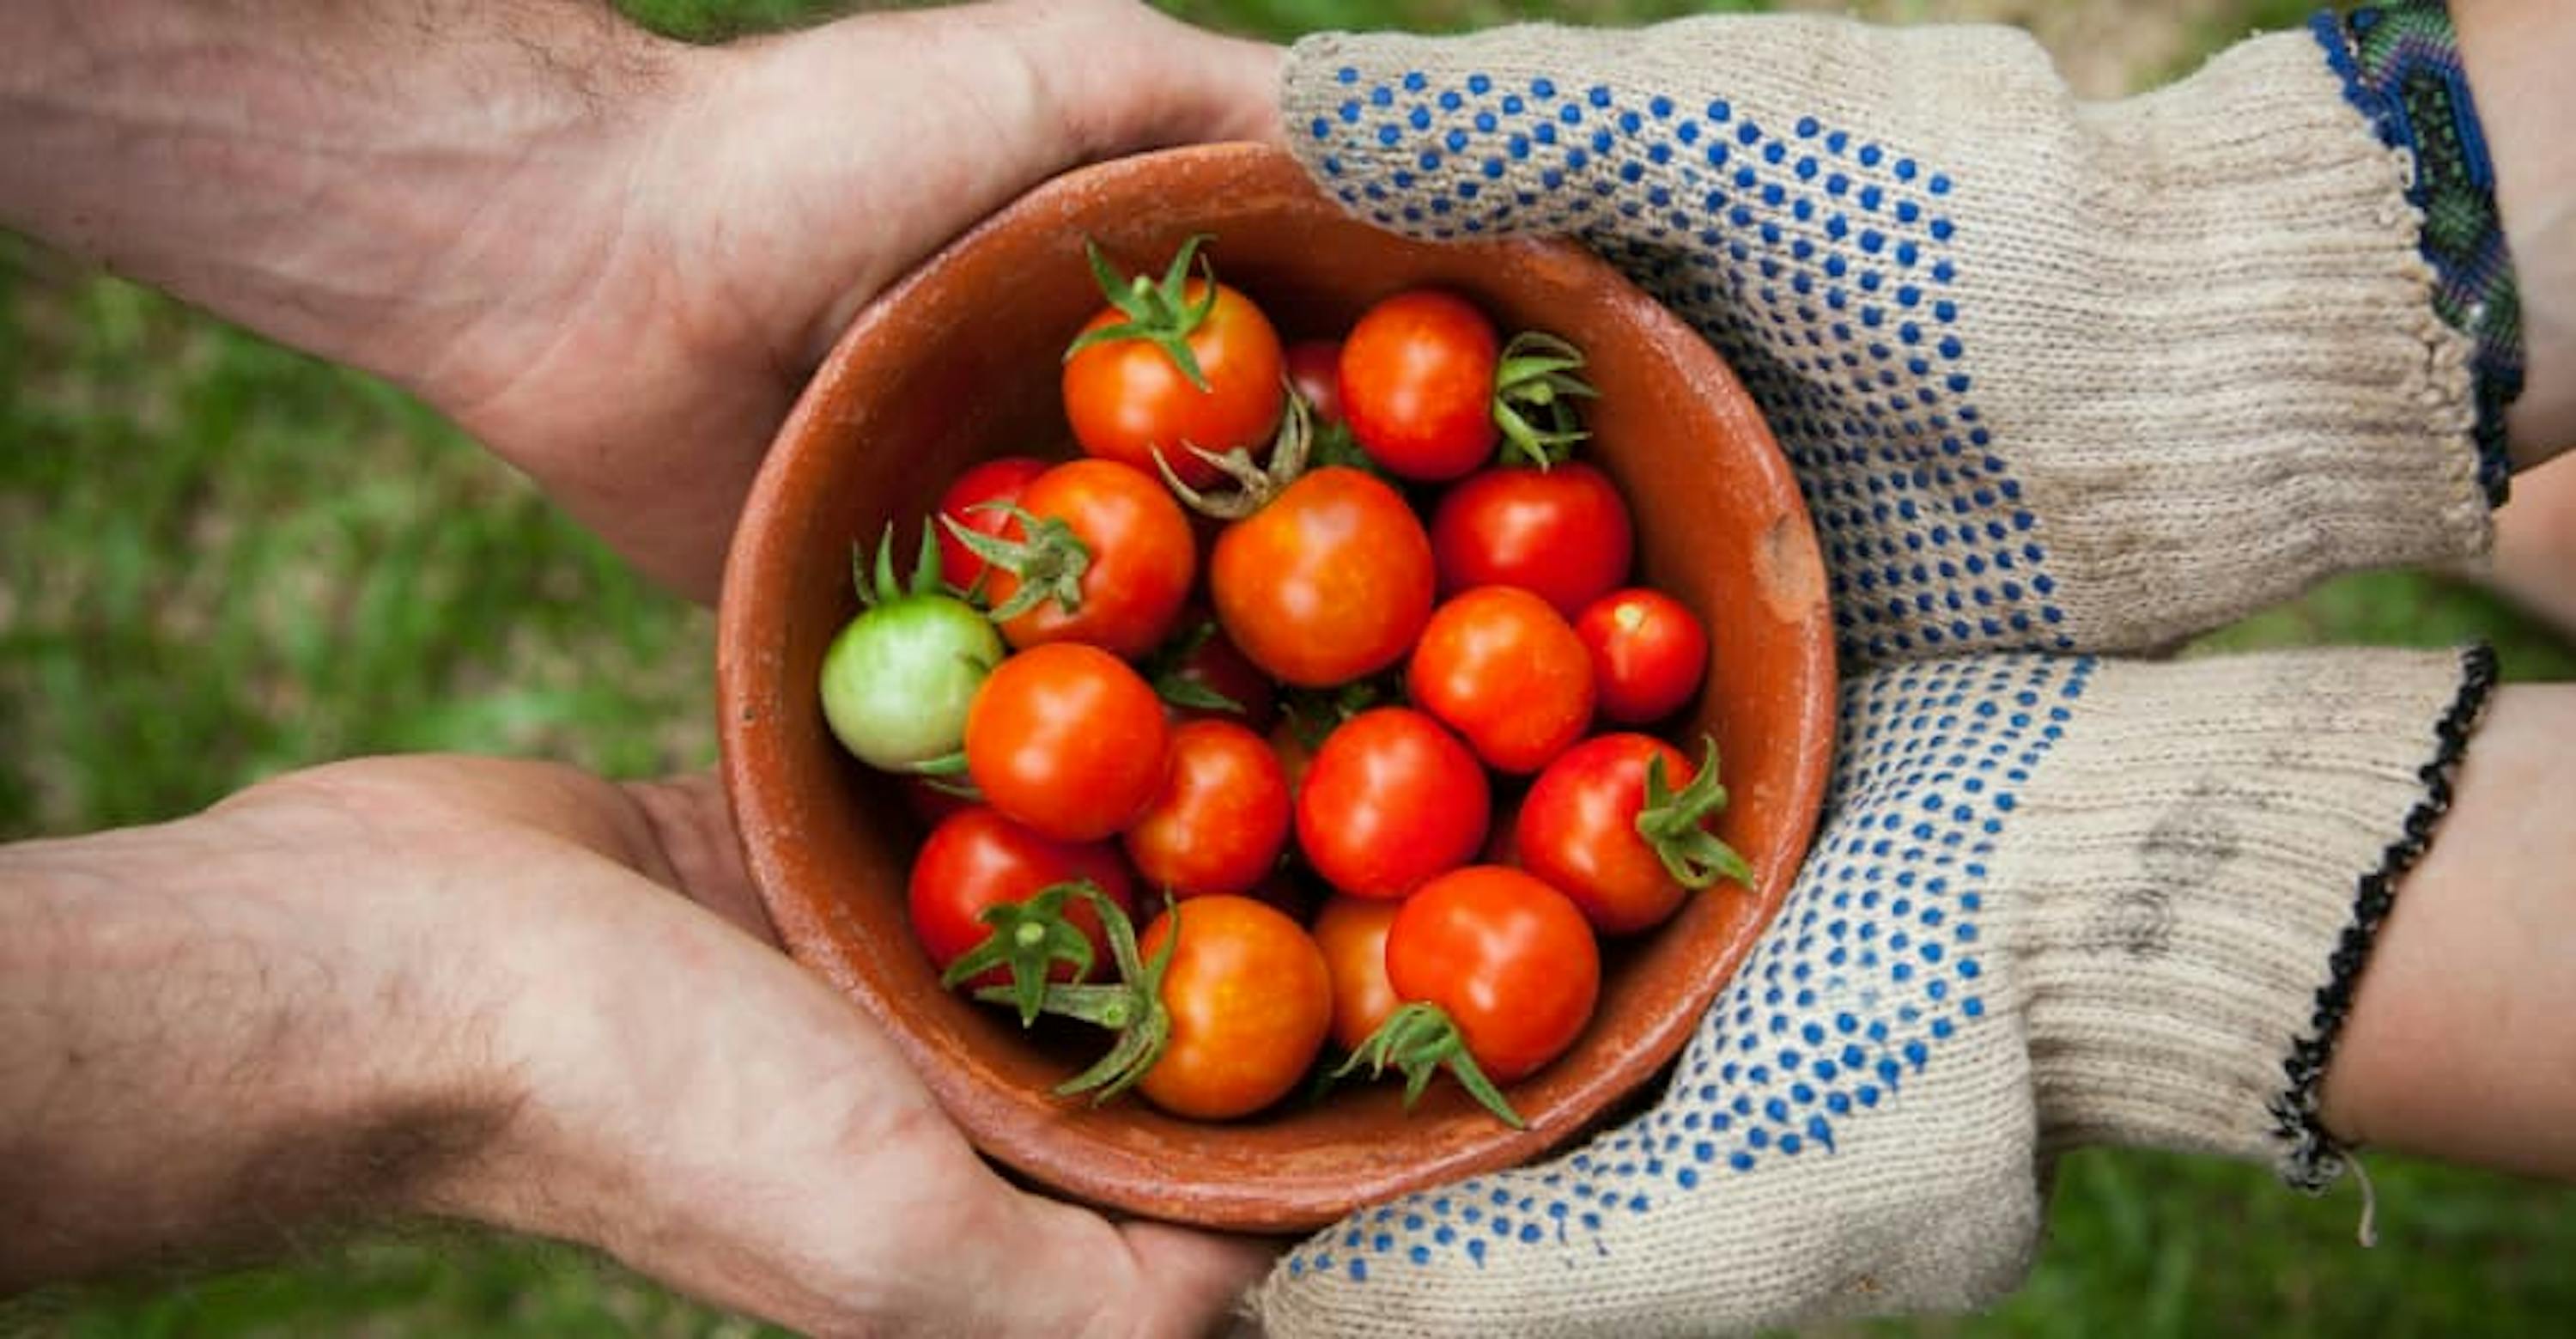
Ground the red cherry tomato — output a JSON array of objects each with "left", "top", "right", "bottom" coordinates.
[
  {"left": 1406, "top": 586, "right": 1595, "bottom": 775},
  {"left": 934, "top": 455, "right": 1049, "bottom": 593},
  {"left": 1429, "top": 461, "right": 1634, "bottom": 618},
  {"left": 1296, "top": 707, "right": 1489, "bottom": 899},
  {"left": 1064, "top": 277, "right": 1285, "bottom": 490},
  {"left": 965, "top": 643, "right": 1170, "bottom": 842},
  {"left": 1514, "top": 733, "right": 1710, "bottom": 934},
  {"left": 983, "top": 458, "right": 1196, "bottom": 660},
  {"left": 1210, "top": 466, "right": 1435, "bottom": 688},
  {"left": 1338, "top": 289, "right": 1501, "bottom": 481},
  {"left": 1577, "top": 587, "right": 1710, "bottom": 725},
  {"left": 1310, "top": 894, "right": 1403, "bottom": 1053},
  {"left": 1137, "top": 895, "right": 1333, "bottom": 1120},
  {"left": 1285, "top": 338, "right": 1346, "bottom": 423},
  {"left": 1122, "top": 719, "right": 1292, "bottom": 898},
  {"left": 1386, "top": 865, "right": 1599, "bottom": 1083},
  {"left": 907, "top": 806, "right": 1139, "bottom": 989}
]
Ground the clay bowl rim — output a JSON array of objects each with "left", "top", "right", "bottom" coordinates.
[{"left": 716, "top": 141, "right": 1837, "bottom": 1232}]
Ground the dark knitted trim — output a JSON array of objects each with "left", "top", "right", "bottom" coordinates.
[
  {"left": 2312, "top": 3, "right": 2523, "bottom": 505},
  {"left": 2267, "top": 642, "right": 2498, "bottom": 1191}
]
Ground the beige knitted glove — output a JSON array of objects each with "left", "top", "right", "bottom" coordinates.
[
  {"left": 1281, "top": 14, "right": 2506, "bottom": 662},
  {"left": 1257, "top": 645, "right": 2493, "bottom": 1336},
  {"left": 1255, "top": 12, "right": 2527, "bottom": 1334}
]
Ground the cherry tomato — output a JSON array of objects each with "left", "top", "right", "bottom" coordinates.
[
  {"left": 1310, "top": 894, "right": 1403, "bottom": 1053},
  {"left": 1137, "top": 895, "right": 1332, "bottom": 1120},
  {"left": 1122, "top": 719, "right": 1292, "bottom": 898},
  {"left": 1577, "top": 587, "right": 1710, "bottom": 725},
  {"left": 907, "top": 806, "right": 1139, "bottom": 989},
  {"left": 818, "top": 532, "right": 1002, "bottom": 772},
  {"left": 965, "top": 643, "right": 1170, "bottom": 842},
  {"left": 1387, "top": 866, "right": 1599, "bottom": 1083},
  {"left": 934, "top": 455, "right": 1048, "bottom": 594},
  {"left": 1338, "top": 289, "right": 1501, "bottom": 481},
  {"left": 1296, "top": 707, "right": 1488, "bottom": 899},
  {"left": 1429, "top": 461, "right": 1634, "bottom": 618},
  {"left": 1210, "top": 466, "right": 1434, "bottom": 687},
  {"left": 981, "top": 458, "right": 1196, "bottom": 659},
  {"left": 1407, "top": 586, "right": 1595, "bottom": 775},
  {"left": 1515, "top": 733, "right": 1708, "bottom": 934},
  {"left": 1064, "top": 267, "right": 1284, "bottom": 490},
  {"left": 1285, "top": 338, "right": 1345, "bottom": 423}
]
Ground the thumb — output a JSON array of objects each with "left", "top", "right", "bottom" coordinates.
[{"left": 1012, "top": 0, "right": 1286, "bottom": 159}]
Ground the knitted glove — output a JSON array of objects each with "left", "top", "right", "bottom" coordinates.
[
  {"left": 1252, "top": 10, "right": 2522, "bottom": 1333},
  {"left": 1256, "top": 644, "right": 2494, "bottom": 1336},
  {"left": 1280, "top": 6, "right": 2523, "bottom": 663}
]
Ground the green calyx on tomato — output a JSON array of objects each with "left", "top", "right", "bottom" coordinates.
[
  {"left": 1152, "top": 387, "right": 1317, "bottom": 520},
  {"left": 1140, "top": 619, "right": 1245, "bottom": 717},
  {"left": 1277, "top": 678, "right": 1387, "bottom": 750},
  {"left": 940, "top": 502, "right": 1091, "bottom": 624},
  {"left": 1064, "top": 234, "right": 1221, "bottom": 392},
  {"left": 978, "top": 886, "right": 1177, "bottom": 1105},
  {"left": 1306, "top": 413, "right": 1381, "bottom": 478},
  {"left": 1492, "top": 330, "right": 1599, "bottom": 468},
  {"left": 1640, "top": 735, "right": 1756, "bottom": 890},
  {"left": 1334, "top": 1001, "right": 1524, "bottom": 1129},
  {"left": 939, "top": 878, "right": 1102, "bottom": 1026},
  {"left": 819, "top": 526, "right": 1002, "bottom": 773}
]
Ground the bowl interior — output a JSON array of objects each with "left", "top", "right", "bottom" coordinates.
[{"left": 718, "top": 143, "right": 1834, "bottom": 1231}]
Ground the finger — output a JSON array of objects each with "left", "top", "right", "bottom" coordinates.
[
  {"left": 1118, "top": 1217, "right": 1279, "bottom": 1337},
  {"left": 620, "top": 771, "right": 776, "bottom": 944},
  {"left": 775, "top": 0, "right": 1286, "bottom": 366},
  {"left": 1014, "top": 0, "right": 1288, "bottom": 157},
  {"left": 953, "top": 1193, "right": 1273, "bottom": 1339}
]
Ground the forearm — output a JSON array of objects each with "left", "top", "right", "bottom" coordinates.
[
  {"left": 2452, "top": 0, "right": 2576, "bottom": 460},
  {"left": 2453, "top": 0, "right": 2576, "bottom": 462},
  {"left": 0, "top": 0, "right": 675, "bottom": 406},
  {"left": 2321, "top": 683, "right": 2576, "bottom": 1178},
  {"left": 0, "top": 801, "right": 506, "bottom": 1290}
]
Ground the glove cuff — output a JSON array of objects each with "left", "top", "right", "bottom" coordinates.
[{"left": 2004, "top": 646, "right": 2495, "bottom": 1184}]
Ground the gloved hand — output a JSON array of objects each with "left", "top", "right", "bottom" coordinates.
[
  {"left": 1258, "top": 644, "right": 2488, "bottom": 1336},
  {"left": 1253, "top": 5, "right": 2523, "bottom": 1334},
  {"left": 1279, "top": 6, "right": 2514, "bottom": 664}
]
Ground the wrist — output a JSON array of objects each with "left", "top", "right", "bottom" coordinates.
[
  {"left": 2451, "top": 0, "right": 2576, "bottom": 466},
  {"left": 0, "top": 791, "right": 514, "bottom": 1287},
  {"left": 2005, "top": 648, "right": 2494, "bottom": 1184}
]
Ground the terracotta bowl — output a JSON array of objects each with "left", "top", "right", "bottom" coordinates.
[{"left": 717, "top": 143, "right": 1834, "bottom": 1232}]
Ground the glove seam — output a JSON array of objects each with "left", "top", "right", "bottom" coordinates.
[{"left": 2265, "top": 641, "right": 2498, "bottom": 1190}]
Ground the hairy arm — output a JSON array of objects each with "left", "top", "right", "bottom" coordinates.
[
  {"left": 0, "top": 759, "right": 1270, "bottom": 1331},
  {"left": 0, "top": 0, "right": 1279, "bottom": 599},
  {"left": 0, "top": 794, "right": 515, "bottom": 1287},
  {"left": 0, "top": 0, "right": 672, "bottom": 412}
]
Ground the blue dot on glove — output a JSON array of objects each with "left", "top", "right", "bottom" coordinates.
[
  {"left": 1279, "top": 655, "right": 2095, "bottom": 1285},
  {"left": 1310, "top": 70, "right": 2075, "bottom": 662}
]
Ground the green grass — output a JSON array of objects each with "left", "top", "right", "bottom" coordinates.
[{"left": 3, "top": 0, "right": 2567, "bottom": 1335}]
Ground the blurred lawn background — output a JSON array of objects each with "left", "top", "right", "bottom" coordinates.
[{"left": 3, "top": 0, "right": 2570, "bottom": 1334}]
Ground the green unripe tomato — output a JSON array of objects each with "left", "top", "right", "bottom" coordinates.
[{"left": 819, "top": 591, "right": 1002, "bottom": 770}]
